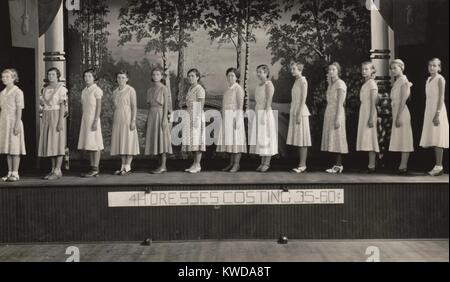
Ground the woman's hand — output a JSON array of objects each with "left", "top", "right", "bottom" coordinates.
[
  {"left": 296, "top": 111, "right": 301, "bottom": 124},
  {"left": 433, "top": 114, "right": 440, "bottom": 126},
  {"left": 91, "top": 119, "right": 98, "bottom": 131},
  {"left": 57, "top": 120, "right": 64, "bottom": 132},
  {"left": 162, "top": 118, "right": 168, "bottom": 130},
  {"left": 13, "top": 122, "right": 21, "bottom": 136},
  {"left": 130, "top": 120, "right": 136, "bottom": 131},
  {"left": 334, "top": 120, "right": 340, "bottom": 130},
  {"left": 395, "top": 117, "right": 402, "bottom": 128},
  {"left": 368, "top": 119, "right": 374, "bottom": 128}
]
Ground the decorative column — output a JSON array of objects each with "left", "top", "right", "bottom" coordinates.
[
  {"left": 43, "top": 2, "right": 69, "bottom": 169},
  {"left": 44, "top": 2, "right": 66, "bottom": 82},
  {"left": 370, "top": 4, "right": 392, "bottom": 164}
]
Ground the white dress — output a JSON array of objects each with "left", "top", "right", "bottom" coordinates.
[
  {"left": 216, "top": 83, "right": 247, "bottom": 153},
  {"left": 356, "top": 79, "right": 380, "bottom": 152},
  {"left": 182, "top": 84, "right": 206, "bottom": 152},
  {"left": 420, "top": 74, "right": 449, "bottom": 148},
  {"left": 249, "top": 81, "right": 278, "bottom": 156},
  {"left": 321, "top": 79, "right": 348, "bottom": 153},
  {"left": 38, "top": 85, "right": 68, "bottom": 157},
  {"left": 389, "top": 75, "right": 414, "bottom": 152},
  {"left": 0, "top": 86, "right": 26, "bottom": 155},
  {"left": 77, "top": 84, "right": 104, "bottom": 151},
  {"left": 286, "top": 76, "right": 311, "bottom": 147}
]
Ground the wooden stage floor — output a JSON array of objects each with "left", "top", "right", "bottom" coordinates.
[
  {"left": 0, "top": 239, "right": 448, "bottom": 262},
  {"left": 0, "top": 171, "right": 448, "bottom": 188}
]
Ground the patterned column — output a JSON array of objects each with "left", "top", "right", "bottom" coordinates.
[{"left": 370, "top": 5, "right": 392, "bottom": 164}]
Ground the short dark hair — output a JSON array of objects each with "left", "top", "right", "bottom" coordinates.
[
  {"left": 47, "top": 67, "right": 62, "bottom": 81},
  {"left": 257, "top": 64, "right": 270, "bottom": 79},
  {"left": 187, "top": 68, "right": 201, "bottom": 81},
  {"left": 116, "top": 69, "right": 129, "bottom": 79},
  {"left": 151, "top": 66, "right": 165, "bottom": 82},
  {"left": 83, "top": 68, "right": 98, "bottom": 81},
  {"left": 226, "top": 67, "right": 240, "bottom": 83}
]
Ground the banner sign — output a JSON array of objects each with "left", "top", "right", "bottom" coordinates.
[{"left": 108, "top": 189, "right": 345, "bottom": 207}]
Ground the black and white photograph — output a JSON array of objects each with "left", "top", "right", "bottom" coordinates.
[{"left": 0, "top": 0, "right": 448, "bottom": 272}]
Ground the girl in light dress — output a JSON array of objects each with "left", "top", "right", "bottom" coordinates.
[
  {"left": 0, "top": 69, "right": 26, "bottom": 182},
  {"left": 110, "top": 70, "right": 140, "bottom": 176},
  {"left": 287, "top": 62, "right": 311, "bottom": 173},
  {"left": 182, "top": 68, "right": 206, "bottom": 174},
  {"left": 249, "top": 65, "right": 278, "bottom": 172},
  {"left": 356, "top": 62, "right": 380, "bottom": 173},
  {"left": 388, "top": 59, "right": 414, "bottom": 175},
  {"left": 77, "top": 69, "right": 104, "bottom": 178},
  {"left": 38, "top": 67, "right": 68, "bottom": 180},
  {"left": 216, "top": 67, "right": 247, "bottom": 173},
  {"left": 419, "top": 58, "right": 449, "bottom": 176},
  {"left": 321, "top": 62, "right": 348, "bottom": 174},
  {"left": 145, "top": 66, "right": 173, "bottom": 174}
]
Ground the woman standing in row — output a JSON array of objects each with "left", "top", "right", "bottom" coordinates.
[
  {"left": 216, "top": 68, "right": 247, "bottom": 173},
  {"left": 145, "top": 66, "right": 173, "bottom": 174},
  {"left": 77, "top": 69, "right": 104, "bottom": 178},
  {"left": 38, "top": 67, "right": 68, "bottom": 180},
  {"left": 420, "top": 58, "right": 449, "bottom": 176},
  {"left": 287, "top": 62, "right": 311, "bottom": 173},
  {"left": 321, "top": 62, "right": 348, "bottom": 173},
  {"left": 389, "top": 59, "right": 414, "bottom": 175},
  {"left": 183, "top": 69, "right": 206, "bottom": 173},
  {"left": 250, "top": 65, "right": 278, "bottom": 172},
  {"left": 110, "top": 70, "right": 140, "bottom": 175},
  {"left": 356, "top": 62, "right": 379, "bottom": 172},
  {"left": 0, "top": 69, "right": 26, "bottom": 182}
]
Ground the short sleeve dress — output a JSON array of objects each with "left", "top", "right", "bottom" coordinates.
[
  {"left": 182, "top": 84, "right": 206, "bottom": 152},
  {"left": 321, "top": 79, "right": 348, "bottom": 154},
  {"left": 419, "top": 74, "right": 449, "bottom": 148},
  {"left": 389, "top": 75, "right": 414, "bottom": 152},
  {"left": 286, "top": 76, "right": 312, "bottom": 147},
  {"left": 216, "top": 83, "right": 247, "bottom": 153},
  {"left": 110, "top": 85, "right": 140, "bottom": 156},
  {"left": 249, "top": 81, "right": 278, "bottom": 156},
  {"left": 356, "top": 79, "right": 380, "bottom": 152},
  {"left": 0, "top": 86, "right": 26, "bottom": 155},
  {"left": 145, "top": 83, "right": 173, "bottom": 155},
  {"left": 77, "top": 84, "right": 104, "bottom": 151},
  {"left": 38, "top": 84, "right": 68, "bottom": 157}
]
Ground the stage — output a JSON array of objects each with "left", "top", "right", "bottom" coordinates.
[{"left": 0, "top": 171, "right": 448, "bottom": 244}]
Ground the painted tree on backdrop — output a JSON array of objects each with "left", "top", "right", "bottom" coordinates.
[
  {"left": 202, "top": 0, "right": 282, "bottom": 110},
  {"left": 71, "top": 0, "right": 110, "bottom": 72},
  {"left": 118, "top": 0, "right": 208, "bottom": 109},
  {"left": 267, "top": 0, "right": 371, "bottom": 157}
]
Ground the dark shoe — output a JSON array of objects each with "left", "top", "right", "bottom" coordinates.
[
  {"left": 120, "top": 170, "right": 132, "bottom": 176},
  {"left": 365, "top": 167, "right": 376, "bottom": 174},
  {"left": 114, "top": 170, "right": 122, "bottom": 175},
  {"left": 222, "top": 164, "right": 233, "bottom": 172},
  {"left": 151, "top": 168, "right": 167, "bottom": 174},
  {"left": 229, "top": 165, "right": 240, "bottom": 173},
  {"left": 47, "top": 173, "right": 62, "bottom": 180},
  {"left": 83, "top": 170, "right": 99, "bottom": 178}
]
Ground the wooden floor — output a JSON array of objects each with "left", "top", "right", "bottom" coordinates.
[
  {"left": 0, "top": 171, "right": 448, "bottom": 188},
  {"left": 0, "top": 240, "right": 447, "bottom": 262}
]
